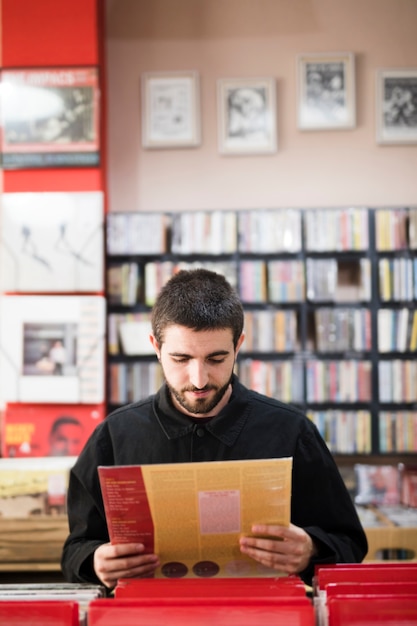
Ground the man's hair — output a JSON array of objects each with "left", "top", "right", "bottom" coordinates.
[
  {"left": 49, "top": 416, "right": 83, "bottom": 437},
  {"left": 151, "top": 269, "right": 244, "bottom": 347}
]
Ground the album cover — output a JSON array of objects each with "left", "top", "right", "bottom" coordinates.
[
  {"left": 0, "top": 66, "right": 100, "bottom": 168},
  {"left": 400, "top": 463, "right": 417, "bottom": 508},
  {"left": 0, "top": 456, "right": 76, "bottom": 517},
  {"left": 99, "top": 458, "right": 292, "bottom": 579},
  {"left": 354, "top": 463, "right": 401, "bottom": 506},
  {"left": 0, "top": 295, "right": 106, "bottom": 404},
  {"left": 0, "top": 584, "right": 105, "bottom": 625},
  {"left": 0, "top": 191, "right": 104, "bottom": 292},
  {"left": 1, "top": 402, "right": 105, "bottom": 458}
]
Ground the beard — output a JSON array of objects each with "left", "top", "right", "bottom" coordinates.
[{"left": 165, "top": 373, "right": 234, "bottom": 415}]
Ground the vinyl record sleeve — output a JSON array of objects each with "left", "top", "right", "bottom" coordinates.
[
  {"left": 99, "top": 457, "right": 292, "bottom": 579},
  {"left": 88, "top": 597, "right": 315, "bottom": 626},
  {"left": 0, "top": 66, "right": 100, "bottom": 169},
  {"left": 354, "top": 463, "right": 401, "bottom": 506},
  {"left": 1, "top": 402, "right": 104, "bottom": 457},
  {"left": 0, "top": 191, "right": 104, "bottom": 292},
  {"left": 0, "top": 600, "right": 79, "bottom": 625},
  {"left": 0, "top": 456, "right": 76, "bottom": 517},
  {"left": 115, "top": 575, "right": 307, "bottom": 598},
  {"left": 0, "top": 295, "right": 106, "bottom": 404}
]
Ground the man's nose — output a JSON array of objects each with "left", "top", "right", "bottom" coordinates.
[{"left": 189, "top": 360, "right": 209, "bottom": 389}]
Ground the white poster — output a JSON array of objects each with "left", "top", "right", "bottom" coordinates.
[{"left": 0, "top": 191, "right": 104, "bottom": 292}]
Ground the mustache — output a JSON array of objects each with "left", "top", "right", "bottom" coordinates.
[{"left": 183, "top": 385, "right": 216, "bottom": 392}]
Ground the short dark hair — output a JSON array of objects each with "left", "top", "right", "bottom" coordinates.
[
  {"left": 50, "top": 416, "right": 82, "bottom": 437},
  {"left": 151, "top": 269, "right": 244, "bottom": 347}
]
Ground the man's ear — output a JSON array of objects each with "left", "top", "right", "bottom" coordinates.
[
  {"left": 235, "top": 332, "right": 245, "bottom": 354},
  {"left": 149, "top": 334, "right": 161, "bottom": 360}
]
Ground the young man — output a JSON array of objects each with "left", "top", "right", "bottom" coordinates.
[{"left": 61, "top": 269, "right": 367, "bottom": 590}]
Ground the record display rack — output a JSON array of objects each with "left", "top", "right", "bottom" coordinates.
[{"left": 106, "top": 206, "right": 417, "bottom": 462}]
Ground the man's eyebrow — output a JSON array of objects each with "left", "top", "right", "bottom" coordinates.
[{"left": 168, "top": 349, "right": 231, "bottom": 358}]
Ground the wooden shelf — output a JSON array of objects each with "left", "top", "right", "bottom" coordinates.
[
  {"left": 0, "top": 562, "right": 62, "bottom": 572},
  {"left": 365, "top": 526, "right": 417, "bottom": 562}
]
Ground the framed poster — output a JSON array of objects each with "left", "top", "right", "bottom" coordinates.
[
  {"left": 376, "top": 68, "right": 417, "bottom": 144},
  {"left": 141, "top": 71, "right": 201, "bottom": 148},
  {"left": 297, "top": 52, "right": 356, "bottom": 130},
  {"left": 0, "top": 191, "right": 104, "bottom": 292},
  {"left": 0, "top": 295, "right": 106, "bottom": 404},
  {"left": 217, "top": 77, "right": 277, "bottom": 155},
  {"left": 0, "top": 66, "right": 100, "bottom": 168}
]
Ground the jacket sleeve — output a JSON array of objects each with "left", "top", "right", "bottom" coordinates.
[
  {"left": 290, "top": 422, "right": 368, "bottom": 585},
  {"left": 61, "top": 425, "right": 113, "bottom": 585}
]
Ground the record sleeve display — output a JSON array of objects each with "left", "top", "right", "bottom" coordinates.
[
  {"left": 0, "top": 456, "right": 76, "bottom": 517},
  {"left": 0, "top": 191, "right": 104, "bottom": 292},
  {"left": 0, "top": 295, "right": 106, "bottom": 404},
  {"left": 0, "top": 67, "right": 100, "bottom": 168},
  {"left": 1, "top": 402, "right": 104, "bottom": 458}
]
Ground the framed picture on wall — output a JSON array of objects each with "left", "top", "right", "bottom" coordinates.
[
  {"left": 141, "top": 71, "right": 201, "bottom": 148},
  {"left": 0, "top": 67, "right": 100, "bottom": 169},
  {"left": 376, "top": 68, "right": 417, "bottom": 144},
  {"left": 217, "top": 77, "right": 277, "bottom": 155},
  {"left": 296, "top": 52, "right": 356, "bottom": 130}
]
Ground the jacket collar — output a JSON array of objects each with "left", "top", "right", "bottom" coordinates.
[{"left": 152, "top": 375, "right": 251, "bottom": 447}]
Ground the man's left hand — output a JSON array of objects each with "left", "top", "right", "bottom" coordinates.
[{"left": 239, "top": 522, "right": 317, "bottom": 575}]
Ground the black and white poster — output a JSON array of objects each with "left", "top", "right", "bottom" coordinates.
[
  {"left": 376, "top": 69, "right": 417, "bottom": 144},
  {"left": 297, "top": 52, "right": 356, "bottom": 130}
]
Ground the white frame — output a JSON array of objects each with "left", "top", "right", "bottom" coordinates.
[
  {"left": 141, "top": 71, "right": 201, "bottom": 148},
  {"left": 297, "top": 52, "right": 356, "bottom": 130},
  {"left": 376, "top": 68, "right": 417, "bottom": 145},
  {"left": 217, "top": 77, "right": 277, "bottom": 155}
]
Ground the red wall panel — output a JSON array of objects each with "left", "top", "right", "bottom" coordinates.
[
  {"left": 3, "top": 169, "right": 103, "bottom": 192},
  {"left": 1, "top": 0, "right": 99, "bottom": 67}
]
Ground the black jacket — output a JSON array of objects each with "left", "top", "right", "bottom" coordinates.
[{"left": 61, "top": 376, "right": 367, "bottom": 585}]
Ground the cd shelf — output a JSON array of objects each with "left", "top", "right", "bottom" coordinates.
[{"left": 106, "top": 206, "right": 417, "bottom": 458}]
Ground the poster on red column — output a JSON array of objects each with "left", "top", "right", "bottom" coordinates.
[
  {"left": 0, "top": 66, "right": 100, "bottom": 169},
  {"left": 0, "top": 295, "right": 106, "bottom": 405},
  {"left": 1, "top": 402, "right": 104, "bottom": 458},
  {"left": 0, "top": 191, "right": 104, "bottom": 293}
]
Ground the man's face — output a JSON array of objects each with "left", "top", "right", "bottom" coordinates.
[
  {"left": 49, "top": 423, "right": 83, "bottom": 456},
  {"left": 150, "top": 325, "right": 244, "bottom": 418}
]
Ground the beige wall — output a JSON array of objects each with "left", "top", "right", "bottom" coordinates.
[{"left": 106, "top": 0, "right": 417, "bottom": 213}]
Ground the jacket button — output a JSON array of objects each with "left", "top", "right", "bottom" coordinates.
[{"left": 196, "top": 428, "right": 205, "bottom": 437}]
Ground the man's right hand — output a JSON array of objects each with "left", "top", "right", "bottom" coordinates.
[{"left": 93, "top": 542, "right": 160, "bottom": 589}]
